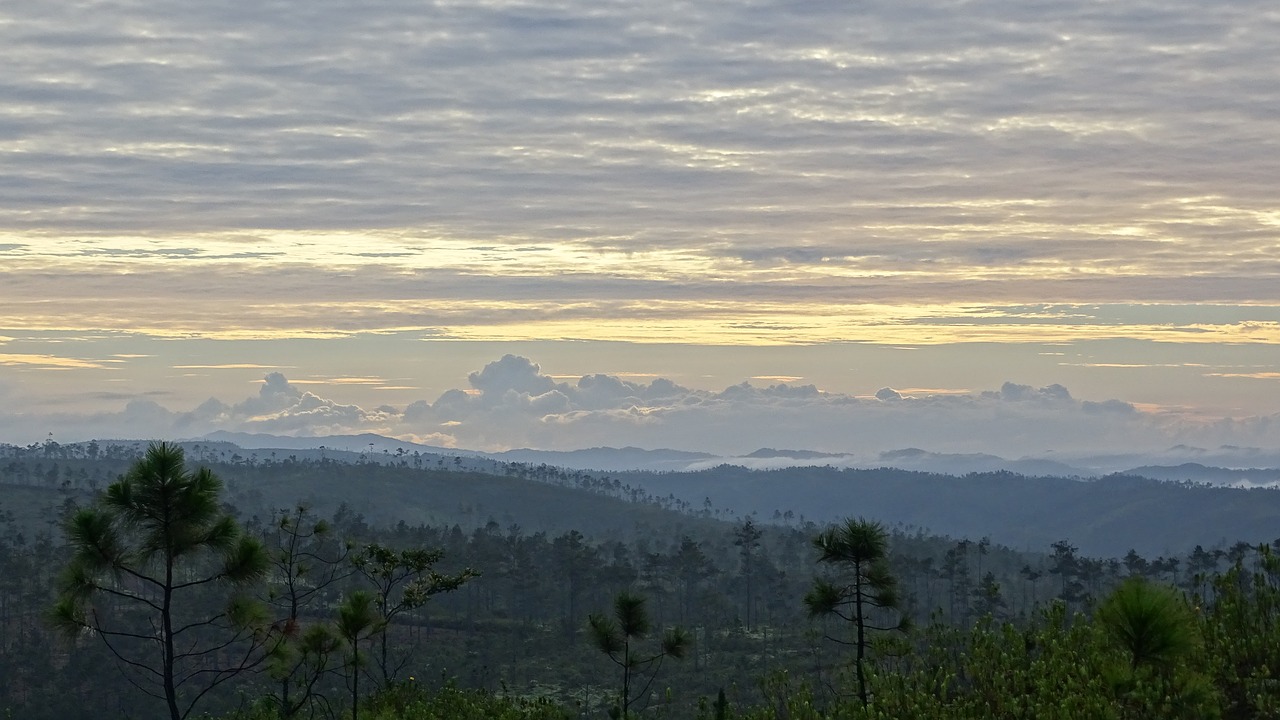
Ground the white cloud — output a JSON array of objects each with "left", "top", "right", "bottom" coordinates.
[
  {"left": 5, "top": 355, "right": 1280, "bottom": 460},
  {"left": 233, "top": 372, "right": 303, "bottom": 417},
  {"left": 466, "top": 355, "right": 559, "bottom": 399},
  {"left": 875, "top": 387, "right": 903, "bottom": 401}
]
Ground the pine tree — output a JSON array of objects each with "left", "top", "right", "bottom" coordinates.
[
  {"left": 804, "top": 517, "right": 907, "bottom": 707},
  {"left": 50, "top": 442, "right": 269, "bottom": 720},
  {"left": 589, "top": 591, "right": 688, "bottom": 718}
]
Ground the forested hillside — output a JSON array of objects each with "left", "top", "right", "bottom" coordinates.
[
  {"left": 617, "top": 465, "right": 1280, "bottom": 556},
  {"left": 2, "top": 441, "right": 1279, "bottom": 718}
]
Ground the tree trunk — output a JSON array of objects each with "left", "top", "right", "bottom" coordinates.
[
  {"left": 622, "top": 640, "right": 631, "bottom": 719},
  {"left": 164, "top": 556, "right": 181, "bottom": 720},
  {"left": 855, "top": 561, "right": 867, "bottom": 708},
  {"left": 351, "top": 648, "right": 360, "bottom": 720}
]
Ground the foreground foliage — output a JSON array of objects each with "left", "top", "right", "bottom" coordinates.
[
  {"left": 217, "top": 682, "right": 569, "bottom": 720},
  {"left": 713, "top": 600, "right": 1216, "bottom": 719}
]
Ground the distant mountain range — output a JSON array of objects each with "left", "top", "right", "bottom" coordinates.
[
  {"left": 490, "top": 446, "right": 716, "bottom": 472},
  {"left": 200, "top": 430, "right": 481, "bottom": 457},
  {"left": 193, "top": 431, "right": 1280, "bottom": 484},
  {"left": 12, "top": 432, "right": 1280, "bottom": 556},
  {"left": 1122, "top": 463, "right": 1280, "bottom": 488}
]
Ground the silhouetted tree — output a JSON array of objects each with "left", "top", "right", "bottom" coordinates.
[
  {"left": 1050, "top": 540, "right": 1086, "bottom": 608},
  {"left": 588, "top": 591, "right": 688, "bottom": 718},
  {"left": 942, "top": 541, "right": 973, "bottom": 625},
  {"left": 552, "top": 530, "right": 598, "bottom": 636},
  {"left": 263, "top": 504, "right": 351, "bottom": 718},
  {"left": 350, "top": 542, "right": 477, "bottom": 687},
  {"left": 804, "top": 517, "right": 907, "bottom": 707},
  {"left": 972, "top": 571, "right": 1007, "bottom": 620},
  {"left": 50, "top": 442, "right": 269, "bottom": 720},
  {"left": 336, "top": 591, "right": 380, "bottom": 720},
  {"left": 734, "top": 518, "right": 763, "bottom": 630}
]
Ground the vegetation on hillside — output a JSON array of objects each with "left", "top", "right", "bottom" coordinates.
[{"left": 2, "top": 440, "right": 1280, "bottom": 718}]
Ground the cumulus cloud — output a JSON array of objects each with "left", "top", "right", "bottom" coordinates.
[
  {"left": 236, "top": 372, "right": 303, "bottom": 416},
  {"left": 986, "top": 382, "right": 1073, "bottom": 403},
  {"left": 1082, "top": 399, "right": 1138, "bottom": 415},
  {"left": 503, "top": 362, "right": 1258, "bottom": 455},
  {"left": 467, "top": 355, "right": 558, "bottom": 399},
  {"left": 5, "top": 356, "right": 1280, "bottom": 461},
  {"left": 875, "top": 387, "right": 903, "bottom": 401}
]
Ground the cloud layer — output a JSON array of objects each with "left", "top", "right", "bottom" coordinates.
[
  {"left": 6, "top": 1, "right": 1280, "bottom": 434},
  {"left": 6, "top": 0, "right": 1279, "bottom": 245},
  {"left": 3, "top": 0, "right": 1280, "bottom": 345},
  {"left": 8, "top": 355, "right": 1280, "bottom": 460}
]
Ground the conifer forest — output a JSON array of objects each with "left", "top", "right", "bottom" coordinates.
[{"left": 4, "top": 439, "right": 1280, "bottom": 719}]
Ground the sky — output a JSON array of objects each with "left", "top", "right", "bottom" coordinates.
[{"left": 2, "top": 0, "right": 1279, "bottom": 458}]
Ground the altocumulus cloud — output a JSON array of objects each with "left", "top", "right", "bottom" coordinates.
[
  {"left": 4, "top": 0, "right": 1280, "bottom": 297},
  {"left": 5, "top": 0, "right": 1280, "bottom": 357},
  {"left": 6, "top": 355, "right": 1280, "bottom": 458}
]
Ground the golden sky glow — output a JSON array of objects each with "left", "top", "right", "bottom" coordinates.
[
  {"left": 3, "top": 230, "right": 1280, "bottom": 346},
  {"left": 2, "top": 0, "right": 1280, "bottom": 455}
]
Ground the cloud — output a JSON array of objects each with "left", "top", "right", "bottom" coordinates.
[
  {"left": 467, "top": 355, "right": 559, "bottom": 399},
  {"left": 172, "top": 363, "right": 287, "bottom": 370},
  {"left": 238, "top": 392, "right": 395, "bottom": 435},
  {"left": 6, "top": 355, "right": 1280, "bottom": 460},
  {"left": 2, "top": 0, "right": 1280, "bottom": 350},
  {"left": 87, "top": 390, "right": 171, "bottom": 401},
  {"left": 989, "top": 382, "right": 1073, "bottom": 403},
  {"left": 1205, "top": 372, "right": 1280, "bottom": 380},
  {"left": 875, "top": 387, "right": 903, "bottom": 401},
  {"left": 234, "top": 372, "right": 303, "bottom": 416},
  {"left": 1082, "top": 399, "right": 1137, "bottom": 415},
  {"left": 0, "top": 353, "right": 109, "bottom": 369}
]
